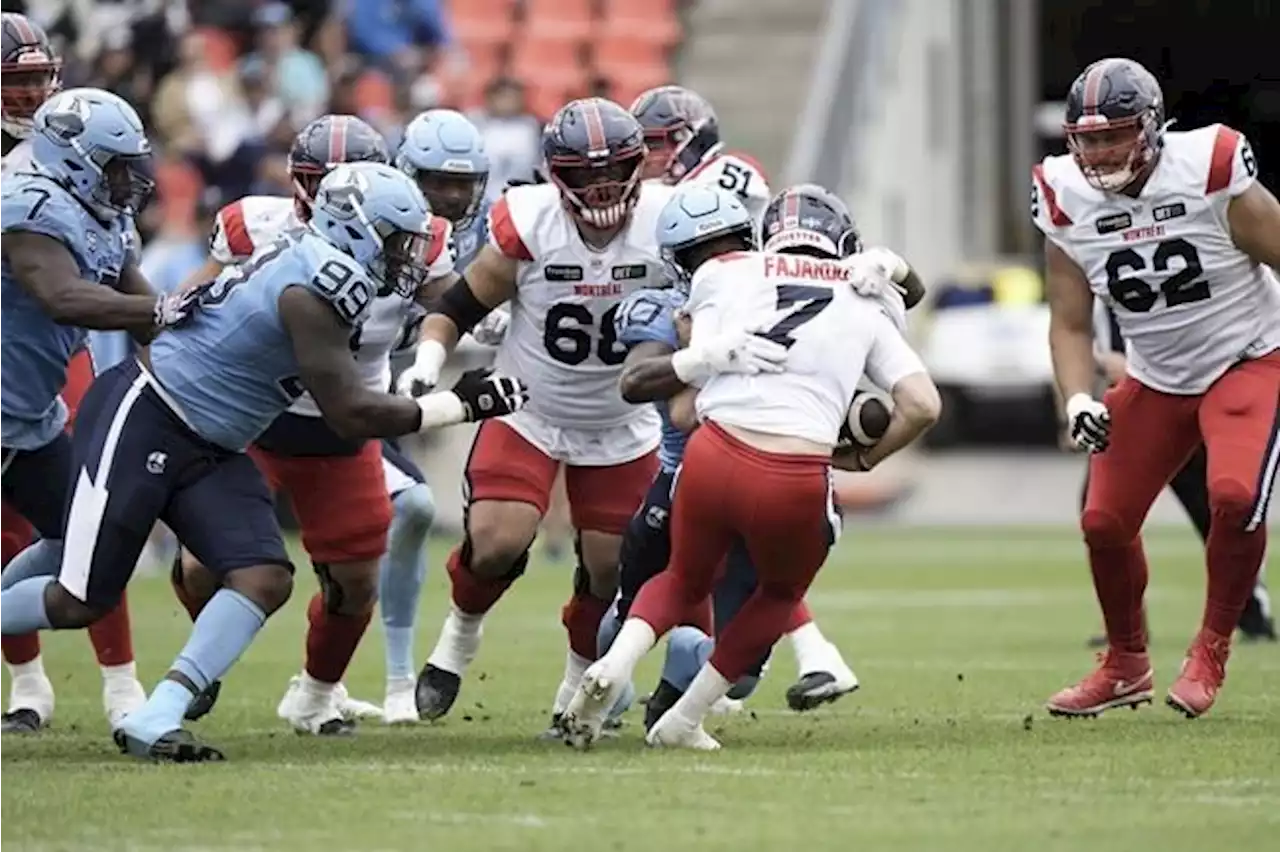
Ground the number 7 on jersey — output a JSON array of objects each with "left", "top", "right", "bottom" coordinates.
[{"left": 758, "top": 285, "right": 833, "bottom": 348}]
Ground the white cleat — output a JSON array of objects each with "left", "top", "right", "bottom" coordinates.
[
  {"left": 382, "top": 677, "right": 418, "bottom": 725},
  {"left": 708, "top": 696, "right": 744, "bottom": 716},
  {"left": 277, "top": 674, "right": 356, "bottom": 736},
  {"left": 102, "top": 674, "right": 147, "bottom": 731},
  {"left": 4, "top": 672, "right": 55, "bottom": 732},
  {"left": 334, "top": 683, "right": 383, "bottom": 720},
  {"left": 645, "top": 712, "right": 722, "bottom": 751},
  {"left": 560, "top": 662, "right": 626, "bottom": 750}
]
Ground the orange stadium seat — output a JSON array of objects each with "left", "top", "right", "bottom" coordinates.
[
  {"left": 599, "top": 0, "right": 682, "bottom": 46},
  {"left": 448, "top": 0, "right": 518, "bottom": 48},
  {"left": 591, "top": 34, "right": 668, "bottom": 81},
  {"left": 527, "top": 76, "right": 589, "bottom": 121},
  {"left": 523, "top": 0, "right": 596, "bottom": 41},
  {"left": 510, "top": 37, "right": 587, "bottom": 89}
]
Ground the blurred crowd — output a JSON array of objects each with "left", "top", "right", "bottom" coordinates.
[{"left": 2, "top": 0, "right": 552, "bottom": 252}]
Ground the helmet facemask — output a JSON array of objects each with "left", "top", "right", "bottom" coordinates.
[
  {"left": 98, "top": 151, "right": 156, "bottom": 215},
  {"left": 289, "top": 160, "right": 326, "bottom": 221},
  {"left": 549, "top": 149, "right": 644, "bottom": 230},
  {"left": 373, "top": 226, "right": 433, "bottom": 298},
  {"left": 1, "top": 56, "right": 59, "bottom": 139},
  {"left": 410, "top": 168, "right": 487, "bottom": 226},
  {"left": 642, "top": 125, "right": 692, "bottom": 183},
  {"left": 1066, "top": 110, "right": 1160, "bottom": 192}
]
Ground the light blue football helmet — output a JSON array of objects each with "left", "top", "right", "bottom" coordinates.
[
  {"left": 30, "top": 87, "right": 154, "bottom": 219},
  {"left": 655, "top": 184, "right": 755, "bottom": 289},
  {"left": 310, "top": 162, "right": 434, "bottom": 298},
  {"left": 395, "top": 108, "right": 489, "bottom": 226}
]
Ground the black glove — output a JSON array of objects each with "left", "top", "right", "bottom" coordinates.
[{"left": 449, "top": 368, "right": 528, "bottom": 422}]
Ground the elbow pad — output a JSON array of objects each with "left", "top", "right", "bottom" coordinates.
[{"left": 435, "top": 276, "right": 492, "bottom": 335}]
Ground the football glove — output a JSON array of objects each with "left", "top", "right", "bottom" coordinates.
[
  {"left": 153, "top": 288, "right": 204, "bottom": 330},
  {"left": 1065, "top": 393, "right": 1111, "bottom": 453},
  {"left": 670, "top": 327, "right": 788, "bottom": 386},
  {"left": 415, "top": 369, "right": 528, "bottom": 431},
  {"left": 470, "top": 308, "right": 510, "bottom": 346},
  {"left": 396, "top": 339, "right": 447, "bottom": 397}
]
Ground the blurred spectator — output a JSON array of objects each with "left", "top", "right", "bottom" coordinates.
[
  {"left": 92, "top": 27, "right": 154, "bottom": 123},
  {"left": 342, "top": 0, "right": 448, "bottom": 80},
  {"left": 152, "top": 29, "right": 263, "bottom": 201},
  {"left": 470, "top": 77, "right": 542, "bottom": 202},
  {"left": 138, "top": 188, "right": 220, "bottom": 294},
  {"left": 246, "top": 2, "right": 329, "bottom": 127}
]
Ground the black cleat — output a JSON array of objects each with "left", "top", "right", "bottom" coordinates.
[
  {"left": 312, "top": 717, "right": 357, "bottom": 736},
  {"left": 415, "top": 664, "right": 460, "bottom": 721},
  {"left": 1, "top": 708, "right": 45, "bottom": 734},
  {"left": 184, "top": 680, "right": 222, "bottom": 722},
  {"left": 1237, "top": 595, "right": 1276, "bottom": 642},
  {"left": 785, "top": 672, "right": 859, "bottom": 712},
  {"left": 537, "top": 713, "right": 568, "bottom": 741},
  {"left": 643, "top": 680, "right": 683, "bottom": 732},
  {"left": 114, "top": 727, "right": 226, "bottom": 763}
]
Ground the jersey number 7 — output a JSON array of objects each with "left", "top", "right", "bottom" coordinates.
[{"left": 759, "top": 284, "right": 832, "bottom": 348}]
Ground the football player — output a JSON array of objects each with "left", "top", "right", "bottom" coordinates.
[
  {"left": 401, "top": 98, "right": 776, "bottom": 730},
  {"left": 370, "top": 108, "right": 491, "bottom": 723},
  {"left": 171, "top": 115, "right": 460, "bottom": 734},
  {"left": 0, "top": 15, "right": 145, "bottom": 733},
  {"left": 631, "top": 85, "right": 771, "bottom": 223},
  {"left": 1, "top": 163, "right": 526, "bottom": 762},
  {"left": 1038, "top": 58, "right": 1280, "bottom": 718},
  {"left": 1086, "top": 301, "right": 1274, "bottom": 646},
  {"left": 559, "top": 184, "right": 941, "bottom": 749}
]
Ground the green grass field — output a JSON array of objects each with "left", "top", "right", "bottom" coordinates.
[{"left": 3, "top": 527, "right": 1277, "bottom": 851}]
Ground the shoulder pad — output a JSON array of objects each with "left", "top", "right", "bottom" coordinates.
[
  {"left": 615, "top": 287, "right": 681, "bottom": 348},
  {"left": 488, "top": 184, "right": 556, "bottom": 261},
  {"left": 301, "top": 241, "right": 378, "bottom": 326},
  {"left": 1, "top": 176, "right": 87, "bottom": 255}
]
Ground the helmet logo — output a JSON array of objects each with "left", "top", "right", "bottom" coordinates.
[
  {"left": 42, "top": 92, "right": 89, "bottom": 143},
  {"left": 323, "top": 167, "right": 371, "bottom": 220},
  {"left": 16, "top": 49, "right": 51, "bottom": 65}
]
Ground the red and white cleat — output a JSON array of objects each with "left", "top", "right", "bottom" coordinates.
[
  {"left": 1166, "top": 630, "right": 1230, "bottom": 719},
  {"left": 1046, "top": 649, "right": 1153, "bottom": 717}
]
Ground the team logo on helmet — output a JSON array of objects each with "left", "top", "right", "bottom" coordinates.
[
  {"left": 320, "top": 167, "right": 371, "bottom": 220},
  {"left": 41, "top": 91, "right": 90, "bottom": 143}
]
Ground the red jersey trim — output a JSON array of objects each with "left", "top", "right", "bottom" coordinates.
[
  {"left": 217, "top": 201, "right": 255, "bottom": 258},
  {"left": 426, "top": 216, "right": 449, "bottom": 264},
  {"left": 488, "top": 195, "right": 534, "bottom": 261},
  {"left": 1205, "top": 125, "right": 1240, "bottom": 194},
  {"left": 1032, "top": 164, "right": 1072, "bottom": 227}
]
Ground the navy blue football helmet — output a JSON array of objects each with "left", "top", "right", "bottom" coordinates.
[
  {"left": 760, "top": 184, "right": 861, "bottom": 259},
  {"left": 543, "top": 97, "right": 646, "bottom": 230},
  {"left": 2, "top": 12, "right": 60, "bottom": 139},
  {"left": 1063, "top": 58, "right": 1165, "bottom": 192},
  {"left": 629, "top": 85, "right": 720, "bottom": 184},
  {"left": 288, "top": 114, "right": 390, "bottom": 220}
]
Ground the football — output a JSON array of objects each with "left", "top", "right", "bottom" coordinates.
[{"left": 835, "top": 391, "right": 892, "bottom": 456}]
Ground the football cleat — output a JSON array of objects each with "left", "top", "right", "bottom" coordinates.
[
  {"left": 1046, "top": 649, "right": 1153, "bottom": 717},
  {"left": 643, "top": 680, "right": 683, "bottom": 732},
  {"left": 560, "top": 661, "right": 627, "bottom": 750},
  {"left": 277, "top": 674, "right": 357, "bottom": 736},
  {"left": 334, "top": 683, "right": 383, "bottom": 720},
  {"left": 1166, "top": 631, "right": 1230, "bottom": 719},
  {"left": 1, "top": 708, "right": 45, "bottom": 734},
  {"left": 785, "top": 658, "right": 860, "bottom": 712},
  {"left": 645, "top": 711, "right": 722, "bottom": 751},
  {"left": 102, "top": 674, "right": 147, "bottom": 731},
  {"left": 382, "top": 677, "right": 418, "bottom": 725},
  {"left": 114, "top": 727, "right": 225, "bottom": 763},
  {"left": 1237, "top": 594, "right": 1276, "bottom": 642},
  {"left": 184, "top": 680, "right": 222, "bottom": 721},
  {"left": 415, "top": 664, "right": 461, "bottom": 721}
]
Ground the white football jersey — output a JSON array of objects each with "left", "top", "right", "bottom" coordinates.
[
  {"left": 680, "top": 149, "right": 771, "bottom": 225},
  {"left": 487, "top": 182, "right": 672, "bottom": 433},
  {"left": 689, "top": 251, "right": 926, "bottom": 446},
  {"left": 1033, "top": 125, "right": 1280, "bottom": 394},
  {"left": 210, "top": 196, "right": 455, "bottom": 416},
  {"left": 1, "top": 137, "right": 33, "bottom": 175}
]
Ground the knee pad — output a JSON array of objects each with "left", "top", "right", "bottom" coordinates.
[
  {"left": 1081, "top": 507, "right": 1137, "bottom": 549},
  {"left": 393, "top": 483, "right": 437, "bottom": 534}
]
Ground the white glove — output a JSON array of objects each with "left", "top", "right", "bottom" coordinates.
[
  {"left": 396, "top": 339, "right": 447, "bottom": 397},
  {"left": 1065, "top": 393, "right": 1111, "bottom": 453},
  {"left": 670, "top": 328, "right": 788, "bottom": 386},
  {"left": 470, "top": 309, "right": 510, "bottom": 346},
  {"left": 845, "top": 248, "right": 910, "bottom": 298}
]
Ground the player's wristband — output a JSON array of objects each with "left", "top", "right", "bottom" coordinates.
[
  {"left": 670, "top": 347, "right": 709, "bottom": 385},
  {"left": 416, "top": 392, "right": 465, "bottom": 432}
]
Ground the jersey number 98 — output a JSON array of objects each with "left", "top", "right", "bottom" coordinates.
[
  {"left": 544, "top": 303, "right": 627, "bottom": 366},
  {"left": 1105, "top": 238, "right": 1211, "bottom": 313}
]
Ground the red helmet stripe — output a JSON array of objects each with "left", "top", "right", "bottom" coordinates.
[
  {"left": 1081, "top": 60, "right": 1112, "bottom": 118},
  {"left": 7, "top": 14, "right": 38, "bottom": 47},
  {"left": 328, "top": 116, "right": 349, "bottom": 165},
  {"left": 582, "top": 99, "right": 607, "bottom": 155},
  {"left": 782, "top": 189, "right": 801, "bottom": 229}
]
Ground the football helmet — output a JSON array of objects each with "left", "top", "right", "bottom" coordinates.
[
  {"left": 630, "top": 85, "right": 720, "bottom": 184},
  {"left": 759, "top": 184, "right": 861, "bottom": 259},
  {"left": 655, "top": 184, "right": 755, "bottom": 286},
  {"left": 1063, "top": 58, "right": 1165, "bottom": 193},
  {"left": 396, "top": 108, "right": 489, "bottom": 226},
  {"left": 31, "top": 88, "right": 154, "bottom": 219},
  {"left": 289, "top": 114, "right": 390, "bottom": 221},
  {"left": 1, "top": 12, "right": 60, "bottom": 139},
  {"left": 310, "top": 162, "right": 434, "bottom": 298},
  {"left": 543, "top": 97, "right": 646, "bottom": 230}
]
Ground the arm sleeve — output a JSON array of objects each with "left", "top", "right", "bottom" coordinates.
[{"left": 864, "top": 310, "right": 927, "bottom": 390}]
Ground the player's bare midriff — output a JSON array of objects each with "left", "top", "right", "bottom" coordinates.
[{"left": 716, "top": 421, "right": 831, "bottom": 457}]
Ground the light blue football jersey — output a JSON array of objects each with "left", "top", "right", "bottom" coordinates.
[
  {"left": 1, "top": 172, "right": 136, "bottom": 449},
  {"left": 149, "top": 227, "right": 378, "bottom": 451},
  {"left": 452, "top": 200, "right": 489, "bottom": 272},
  {"left": 615, "top": 286, "right": 688, "bottom": 472}
]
